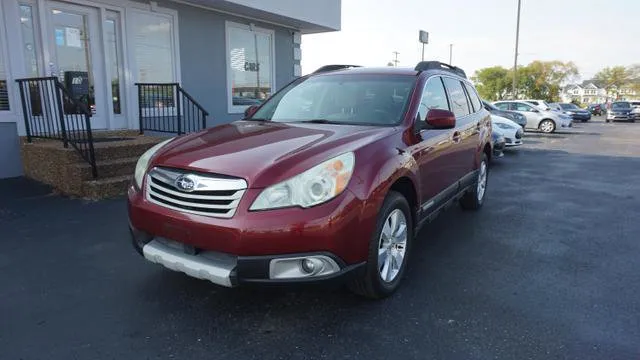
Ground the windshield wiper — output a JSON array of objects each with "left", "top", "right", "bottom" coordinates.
[{"left": 299, "top": 119, "right": 342, "bottom": 124}]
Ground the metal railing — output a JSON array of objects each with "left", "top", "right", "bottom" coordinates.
[
  {"left": 16, "top": 77, "right": 97, "bottom": 178},
  {"left": 135, "top": 83, "right": 209, "bottom": 135}
]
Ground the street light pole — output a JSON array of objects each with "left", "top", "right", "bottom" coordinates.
[
  {"left": 449, "top": 44, "right": 453, "bottom": 64},
  {"left": 512, "top": 0, "right": 522, "bottom": 99}
]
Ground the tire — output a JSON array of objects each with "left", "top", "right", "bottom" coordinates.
[
  {"left": 538, "top": 119, "right": 556, "bottom": 133},
  {"left": 348, "top": 191, "right": 413, "bottom": 299},
  {"left": 460, "top": 153, "right": 489, "bottom": 211}
]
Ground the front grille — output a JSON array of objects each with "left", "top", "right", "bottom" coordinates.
[
  {"left": 146, "top": 167, "right": 247, "bottom": 218},
  {"left": 505, "top": 138, "right": 513, "bottom": 144}
]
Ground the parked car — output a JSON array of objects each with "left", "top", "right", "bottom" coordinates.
[
  {"left": 492, "top": 100, "right": 572, "bottom": 133},
  {"left": 491, "top": 130, "right": 506, "bottom": 158},
  {"left": 482, "top": 100, "right": 527, "bottom": 129},
  {"left": 127, "top": 61, "right": 493, "bottom": 299},
  {"left": 587, "top": 103, "right": 604, "bottom": 116},
  {"left": 606, "top": 101, "right": 635, "bottom": 122},
  {"left": 549, "top": 103, "right": 592, "bottom": 122},
  {"left": 491, "top": 114, "right": 523, "bottom": 147},
  {"left": 629, "top": 101, "right": 640, "bottom": 120},
  {"left": 520, "top": 99, "right": 552, "bottom": 111}
]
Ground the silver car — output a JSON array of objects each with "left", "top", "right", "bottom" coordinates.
[{"left": 492, "top": 100, "right": 573, "bottom": 133}]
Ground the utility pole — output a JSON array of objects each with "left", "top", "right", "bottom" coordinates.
[
  {"left": 449, "top": 44, "right": 453, "bottom": 64},
  {"left": 392, "top": 51, "right": 400, "bottom": 67},
  {"left": 512, "top": 0, "right": 522, "bottom": 99}
]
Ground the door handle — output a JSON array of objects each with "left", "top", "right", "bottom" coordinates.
[{"left": 452, "top": 131, "right": 461, "bottom": 143}]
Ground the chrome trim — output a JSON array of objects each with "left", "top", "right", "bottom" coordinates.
[{"left": 146, "top": 167, "right": 247, "bottom": 218}]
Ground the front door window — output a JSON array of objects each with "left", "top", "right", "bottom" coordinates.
[{"left": 50, "top": 9, "right": 95, "bottom": 114}]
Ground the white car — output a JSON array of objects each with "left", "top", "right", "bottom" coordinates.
[
  {"left": 493, "top": 100, "right": 573, "bottom": 133},
  {"left": 492, "top": 115, "right": 523, "bottom": 147},
  {"left": 520, "top": 99, "right": 552, "bottom": 111}
]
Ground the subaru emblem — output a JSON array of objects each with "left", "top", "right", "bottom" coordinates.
[{"left": 175, "top": 174, "right": 197, "bottom": 192}]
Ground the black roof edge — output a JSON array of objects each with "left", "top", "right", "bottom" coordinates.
[
  {"left": 313, "top": 65, "right": 362, "bottom": 74},
  {"left": 415, "top": 61, "right": 466, "bottom": 79}
]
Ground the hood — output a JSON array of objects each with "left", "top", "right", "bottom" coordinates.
[
  {"left": 491, "top": 114, "right": 520, "bottom": 128},
  {"left": 151, "top": 120, "right": 397, "bottom": 188}
]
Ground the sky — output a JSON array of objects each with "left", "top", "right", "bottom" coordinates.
[{"left": 300, "top": 0, "right": 640, "bottom": 82}]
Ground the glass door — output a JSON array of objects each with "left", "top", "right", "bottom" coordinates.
[{"left": 46, "top": 2, "right": 107, "bottom": 129}]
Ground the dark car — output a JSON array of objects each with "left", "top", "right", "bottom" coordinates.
[
  {"left": 491, "top": 130, "right": 506, "bottom": 158},
  {"left": 482, "top": 100, "right": 527, "bottom": 129},
  {"left": 128, "top": 61, "right": 493, "bottom": 299},
  {"left": 552, "top": 103, "right": 592, "bottom": 122},
  {"left": 588, "top": 103, "right": 604, "bottom": 116},
  {"left": 606, "top": 101, "right": 635, "bottom": 123}
]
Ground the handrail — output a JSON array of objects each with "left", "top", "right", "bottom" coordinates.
[
  {"left": 135, "top": 83, "right": 209, "bottom": 135},
  {"left": 16, "top": 76, "right": 98, "bottom": 178}
]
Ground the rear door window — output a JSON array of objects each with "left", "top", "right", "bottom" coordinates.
[
  {"left": 442, "top": 77, "right": 470, "bottom": 117},
  {"left": 515, "top": 102, "right": 536, "bottom": 112}
]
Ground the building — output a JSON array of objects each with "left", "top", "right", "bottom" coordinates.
[
  {"left": 561, "top": 80, "right": 639, "bottom": 104},
  {"left": 0, "top": 0, "right": 341, "bottom": 179}
]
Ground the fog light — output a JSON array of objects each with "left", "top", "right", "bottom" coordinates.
[
  {"left": 269, "top": 255, "right": 340, "bottom": 280},
  {"left": 301, "top": 258, "right": 316, "bottom": 274}
]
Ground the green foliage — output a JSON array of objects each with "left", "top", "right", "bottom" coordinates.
[
  {"left": 472, "top": 60, "right": 579, "bottom": 102},
  {"left": 594, "top": 65, "right": 640, "bottom": 99},
  {"left": 570, "top": 99, "right": 584, "bottom": 108},
  {"left": 471, "top": 66, "right": 511, "bottom": 101}
]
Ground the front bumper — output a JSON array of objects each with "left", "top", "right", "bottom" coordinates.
[
  {"left": 131, "top": 233, "right": 365, "bottom": 287},
  {"left": 570, "top": 113, "right": 591, "bottom": 121},
  {"left": 128, "top": 182, "right": 373, "bottom": 285},
  {"left": 607, "top": 114, "right": 632, "bottom": 121}
]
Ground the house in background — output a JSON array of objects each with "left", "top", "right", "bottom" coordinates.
[
  {"left": 561, "top": 80, "right": 639, "bottom": 104},
  {"left": 0, "top": 0, "right": 342, "bottom": 180}
]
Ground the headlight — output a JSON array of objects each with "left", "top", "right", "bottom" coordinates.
[
  {"left": 250, "top": 152, "right": 355, "bottom": 211},
  {"left": 564, "top": 111, "right": 575, "bottom": 115},
  {"left": 134, "top": 138, "right": 175, "bottom": 188},
  {"left": 494, "top": 123, "right": 515, "bottom": 130}
]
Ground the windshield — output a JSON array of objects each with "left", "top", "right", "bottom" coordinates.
[
  {"left": 249, "top": 74, "right": 416, "bottom": 125},
  {"left": 612, "top": 102, "right": 631, "bottom": 110},
  {"left": 560, "top": 103, "right": 579, "bottom": 110}
]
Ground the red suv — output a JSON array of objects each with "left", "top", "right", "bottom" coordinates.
[{"left": 128, "top": 61, "right": 493, "bottom": 298}]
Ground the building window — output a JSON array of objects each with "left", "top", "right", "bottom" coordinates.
[
  {"left": 0, "top": 22, "right": 8, "bottom": 111},
  {"left": 226, "top": 22, "right": 274, "bottom": 113},
  {"left": 20, "top": 4, "right": 41, "bottom": 78},
  {"left": 133, "top": 12, "right": 175, "bottom": 83},
  {"left": 105, "top": 11, "right": 123, "bottom": 114}
]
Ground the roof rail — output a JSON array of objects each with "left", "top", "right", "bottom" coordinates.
[
  {"left": 414, "top": 61, "right": 466, "bottom": 79},
  {"left": 313, "top": 64, "right": 362, "bottom": 74}
]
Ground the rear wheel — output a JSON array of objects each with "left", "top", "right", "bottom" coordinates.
[
  {"left": 460, "top": 153, "right": 489, "bottom": 210},
  {"left": 539, "top": 119, "right": 556, "bottom": 133},
  {"left": 349, "top": 191, "right": 412, "bottom": 299}
]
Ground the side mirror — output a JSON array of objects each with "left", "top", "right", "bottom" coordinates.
[
  {"left": 425, "top": 108, "right": 456, "bottom": 129},
  {"left": 244, "top": 105, "right": 259, "bottom": 119}
]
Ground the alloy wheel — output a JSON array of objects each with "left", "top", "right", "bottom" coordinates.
[
  {"left": 378, "top": 209, "right": 408, "bottom": 283},
  {"left": 540, "top": 120, "right": 555, "bottom": 133}
]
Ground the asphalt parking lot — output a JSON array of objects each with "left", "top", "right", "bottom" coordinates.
[{"left": 1, "top": 116, "right": 639, "bottom": 360}]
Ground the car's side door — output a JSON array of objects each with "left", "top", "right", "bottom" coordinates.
[
  {"left": 512, "top": 101, "right": 542, "bottom": 128},
  {"left": 410, "top": 75, "right": 458, "bottom": 211},
  {"left": 441, "top": 77, "right": 478, "bottom": 183}
]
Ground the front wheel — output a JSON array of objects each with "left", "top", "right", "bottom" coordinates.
[
  {"left": 539, "top": 119, "right": 556, "bottom": 133},
  {"left": 460, "top": 153, "right": 489, "bottom": 210},
  {"left": 349, "top": 191, "right": 413, "bottom": 299}
]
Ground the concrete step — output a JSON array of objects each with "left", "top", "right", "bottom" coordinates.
[
  {"left": 93, "top": 140, "right": 164, "bottom": 162},
  {"left": 82, "top": 175, "right": 132, "bottom": 200},
  {"left": 72, "top": 157, "right": 139, "bottom": 181}
]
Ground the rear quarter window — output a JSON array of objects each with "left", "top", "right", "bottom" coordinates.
[{"left": 463, "top": 82, "right": 482, "bottom": 113}]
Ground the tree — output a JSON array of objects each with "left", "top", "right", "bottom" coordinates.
[
  {"left": 515, "top": 60, "right": 579, "bottom": 101},
  {"left": 471, "top": 66, "right": 511, "bottom": 101},
  {"left": 472, "top": 60, "right": 579, "bottom": 102},
  {"left": 594, "top": 66, "right": 631, "bottom": 99}
]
